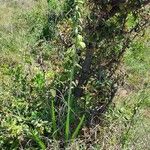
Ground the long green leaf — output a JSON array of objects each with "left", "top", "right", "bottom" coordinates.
[
  {"left": 71, "top": 115, "right": 85, "bottom": 139},
  {"left": 65, "top": 48, "right": 76, "bottom": 141},
  {"left": 65, "top": 107, "right": 70, "bottom": 141},
  {"left": 31, "top": 131, "right": 46, "bottom": 150},
  {"left": 51, "top": 98, "right": 57, "bottom": 138}
]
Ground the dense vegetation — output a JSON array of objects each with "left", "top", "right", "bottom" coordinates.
[{"left": 0, "top": 0, "right": 149, "bottom": 149}]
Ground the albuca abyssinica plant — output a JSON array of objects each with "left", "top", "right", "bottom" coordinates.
[{"left": 0, "top": 0, "right": 149, "bottom": 149}]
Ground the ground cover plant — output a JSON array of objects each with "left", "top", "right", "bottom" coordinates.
[{"left": 0, "top": 0, "right": 150, "bottom": 149}]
